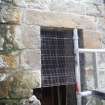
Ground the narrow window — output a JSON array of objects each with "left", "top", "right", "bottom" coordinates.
[
  {"left": 40, "top": 27, "right": 83, "bottom": 105},
  {"left": 41, "top": 27, "right": 76, "bottom": 87}
]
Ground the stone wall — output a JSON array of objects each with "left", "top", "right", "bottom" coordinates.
[
  {"left": 0, "top": 0, "right": 105, "bottom": 104},
  {"left": 0, "top": 0, "right": 41, "bottom": 101}
]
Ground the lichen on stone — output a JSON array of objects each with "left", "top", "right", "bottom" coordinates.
[
  {"left": 9, "top": 71, "right": 40, "bottom": 98},
  {"left": 0, "top": 52, "right": 18, "bottom": 71},
  {"left": 2, "top": 54, "right": 17, "bottom": 69},
  {"left": 0, "top": 1, "right": 20, "bottom": 23},
  {"left": 0, "top": 25, "right": 19, "bottom": 53}
]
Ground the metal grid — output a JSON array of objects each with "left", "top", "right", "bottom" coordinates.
[{"left": 41, "top": 29, "right": 76, "bottom": 87}]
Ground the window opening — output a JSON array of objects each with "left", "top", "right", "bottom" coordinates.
[{"left": 41, "top": 28, "right": 76, "bottom": 87}]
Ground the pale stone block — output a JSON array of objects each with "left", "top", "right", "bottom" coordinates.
[
  {"left": 21, "top": 25, "right": 41, "bottom": 49},
  {"left": 20, "top": 49, "right": 41, "bottom": 71},
  {"left": 23, "top": 10, "right": 97, "bottom": 31},
  {"left": 50, "top": 0, "right": 85, "bottom": 15},
  {"left": 85, "top": 4, "right": 100, "bottom": 16},
  {"left": 23, "top": 10, "right": 78, "bottom": 28},
  {"left": 83, "top": 30, "right": 102, "bottom": 48},
  {"left": 14, "top": 25, "right": 25, "bottom": 49}
]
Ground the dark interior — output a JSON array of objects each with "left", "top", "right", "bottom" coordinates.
[{"left": 33, "top": 85, "right": 77, "bottom": 105}]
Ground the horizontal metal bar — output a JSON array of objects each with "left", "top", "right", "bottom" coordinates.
[
  {"left": 80, "top": 91, "right": 92, "bottom": 97},
  {"left": 92, "top": 90, "right": 105, "bottom": 100},
  {"left": 80, "top": 90, "right": 105, "bottom": 100},
  {"left": 79, "top": 49, "right": 105, "bottom": 53}
]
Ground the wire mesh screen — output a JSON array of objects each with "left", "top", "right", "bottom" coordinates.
[
  {"left": 41, "top": 28, "right": 76, "bottom": 87},
  {"left": 80, "top": 53, "right": 96, "bottom": 90},
  {"left": 80, "top": 52, "right": 105, "bottom": 91},
  {"left": 79, "top": 52, "right": 105, "bottom": 105}
]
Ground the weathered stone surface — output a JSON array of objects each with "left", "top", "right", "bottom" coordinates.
[
  {"left": 0, "top": 0, "right": 105, "bottom": 101},
  {"left": 14, "top": 0, "right": 105, "bottom": 17},
  {"left": 0, "top": 54, "right": 17, "bottom": 69},
  {"left": 23, "top": 10, "right": 77, "bottom": 27},
  {"left": 25, "top": 0, "right": 50, "bottom": 10},
  {"left": 0, "top": 70, "right": 41, "bottom": 98},
  {"left": 96, "top": 17, "right": 105, "bottom": 32},
  {"left": 0, "top": 25, "right": 19, "bottom": 52},
  {"left": 14, "top": 25, "right": 25, "bottom": 49},
  {"left": 83, "top": 30, "right": 102, "bottom": 48},
  {"left": 49, "top": 0, "right": 85, "bottom": 15},
  {"left": 0, "top": 72, "right": 14, "bottom": 97},
  {"left": 3, "top": 54, "right": 17, "bottom": 69},
  {"left": 84, "top": 3, "right": 105, "bottom": 16},
  {"left": 80, "top": 0, "right": 103, "bottom": 4},
  {"left": 20, "top": 49, "right": 41, "bottom": 71},
  {"left": 21, "top": 25, "right": 40, "bottom": 49},
  {"left": 73, "top": 15, "right": 96, "bottom": 30},
  {"left": 10, "top": 71, "right": 41, "bottom": 98},
  {"left": 0, "top": 4, "right": 20, "bottom": 23},
  {"left": 23, "top": 10, "right": 97, "bottom": 31},
  {"left": 0, "top": 80, "right": 10, "bottom": 97},
  {"left": 0, "top": 56, "right": 8, "bottom": 69}
]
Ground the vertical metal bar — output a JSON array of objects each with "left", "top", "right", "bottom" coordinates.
[
  {"left": 93, "top": 53, "right": 98, "bottom": 89},
  {"left": 73, "top": 28, "right": 81, "bottom": 105},
  {"left": 57, "top": 86, "right": 61, "bottom": 105},
  {"left": 66, "top": 86, "right": 68, "bottom": 105},
  {"left": 95, "top": 53, "right": 99, "bottom": 89}
]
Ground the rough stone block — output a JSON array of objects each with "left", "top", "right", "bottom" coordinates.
[
  {"left": 21, "top": 25, "right": 40, "bottom": 49},
  {"left": 0, "top": 4, "right": 21, "bottom": 24},
  {"left": 9, "top": 70, "right": 41, "bottom": 98},
  {"left": 23, "top": 10, "right": 78, "bottom": 28},
  {"left": 0, "top": 80, "right": 9, "bottom": 97},
  {"left": 0, "top": 70, "right": 41, "bottom": 98},
  {"left": 50, "top": 0, "right": 85, "bottom": 15},
  {"left": 20, "top": 49, "right": 41, "bottom": 71},
  {"left": 80, "top": 0, "right": 103, "bottom": 4},
  {"left": 0, "top": 54, "right": 17, "bottom": 69},
  {"left": 23, "top": 10, "right": 97, "bottom": 31},
  {"left": 96, "top": 17, "right": 105, "bottom": 32},
  {"left": 14, "top": 25, "right": 25, "bottom": 49},
  {"left": 85, "top": 4, "right": 100, "bottom": 16},
  {"left": 0, "top": 24, "right": 22, "bottom": 52},
  {"left": 83, "top": 30, "right": 102, "bottom": 48}
]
